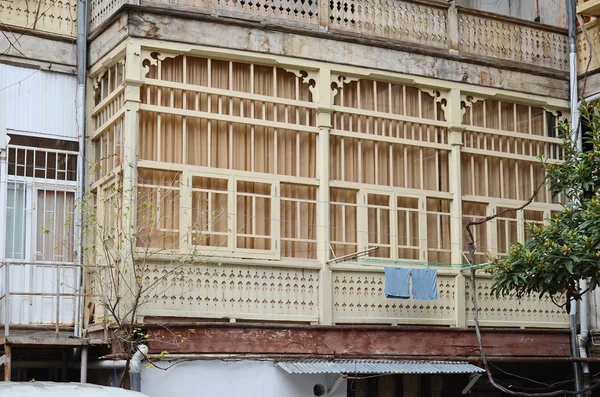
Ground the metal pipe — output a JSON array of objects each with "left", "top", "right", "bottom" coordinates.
[
  {"left": 130, "top": 345, "right": 148, "bottom": 392},
  {"left": 80, "top": 346, "right": 88, "bottom": 383},
  {"left": 146, "top": 353, "right": 600, "bottom": 363},
  {"left": 88, "top": 360, "right": 128, "bottom": 369},
  {"left": 74, "top": 0, "right": 88, "bottom": 340},
  {"left": 570, "top": 299, "right": 583, "bottom": 395},
  {"left": 580, "top": 279, "right": 591, "bottom": 377},
  {"left": 567, "top": 1, "right": 583, "bottom": 394}
]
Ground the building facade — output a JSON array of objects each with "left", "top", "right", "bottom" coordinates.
[
  {"left": 2, "top": 0, "right": 597, "bottom": 395},
  {"left": 83, "top": 0, "right": 577, "bottom": 396}
]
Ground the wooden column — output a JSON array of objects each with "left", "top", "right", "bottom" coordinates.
[
  {"left": 316, "top": 68, "right": 333, "bottom": 325},
  {"left": 447, "top": 88, "right": 466, "bottom": 328},
  {"left": 118, "top": 39, "right": 144, "bottom": 323},
  {"left": 4, "top": 345, "right": 11, "bottom": 381},
  {"left": 447, "top": 2, "right": 460, "bottom": 53},
  {"left": 318, "top": 0, "right": 330, "bottom": 30}
]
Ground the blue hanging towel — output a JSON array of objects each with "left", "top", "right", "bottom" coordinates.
[
  {"left": 411, "top": 268, "right": 438, "bottom": 300},
  {"left": 384, "top": 267, "right": 410, "bottom": 299}
]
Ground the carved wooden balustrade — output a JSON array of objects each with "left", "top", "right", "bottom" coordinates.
[
  {"left": 88, "top": 0, "right": 568, "bottom": 73},
  {"left": 0, "top": 0, "right": 77, "bottom": 37},
  {"left": 130, "top": 261, "right": 569, "bottom": 328},
  {"left": 578, "top": 19, "right": 600, "bottom": 75}
]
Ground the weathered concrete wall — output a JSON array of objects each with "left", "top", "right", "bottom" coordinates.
[
  {"left": 141, "top": 360, "right": 347, "bottom": 397},
  {"left": 89, "top": 13, "right": 129, "bottom": 67},
  {"left": 578, "top": 72, "right": 600, "bottom": 99},
  {"left": 89, "top": 11, "right": 567, "bottom": 99},
  {"left": 0, "top": 31, "right": 76, "bottom": 72}
]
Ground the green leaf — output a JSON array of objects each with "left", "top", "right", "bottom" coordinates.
[{"left": 565, "top": 260, "right": 573, "bottom": 274}]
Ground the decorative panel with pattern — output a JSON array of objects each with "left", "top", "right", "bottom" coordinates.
[
  {"left": 458, "top": 11, "right": 568, "bottom": 72},
  {"left": 465, "top": 277, "right": 568, "bottom": 328},
  {"left": 140, "top": 262, "right": 320, "bottom": 322},
  {"left": 332, "top": 269, "right": 456, "bottom": 325},
  {"left": 329, "top": 0, "right": 448, "bottom": 49}
]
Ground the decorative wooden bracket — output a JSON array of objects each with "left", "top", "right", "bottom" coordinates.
[
  {"left": 283, "top": 67, "right": 318, "bottom": 101},
  {"left": 141, "top": 51, "right": 179, "bottom": 77},
  {"left": 330, "top": 73, "right": 361, "bottom": 102},
  {"left": 460, "top": 94, "right": 486, "bottom": 116}
]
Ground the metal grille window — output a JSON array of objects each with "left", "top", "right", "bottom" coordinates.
[
  {"left": 8, "top": 142, "right": 77, "bottom": 181},
  {"left": 2, "top": 135, "right": 80, "bottom": 327}
]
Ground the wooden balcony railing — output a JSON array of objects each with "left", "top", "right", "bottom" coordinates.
[
  {"left": 130, "top": 260, "right": 569, "bottom": 329},
  {"left": 88, "top": 0, "right": 568, "bottom": 72},
  {"left": 0, "top": 0, "right": 77, "bottom": 37},
  {"left": 578, "top": 19, "right": 600, "bottom": 75}
]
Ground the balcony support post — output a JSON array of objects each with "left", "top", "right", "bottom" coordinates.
[
  {"left": 316, "top": 68, "right": 333, "bottom": 325},
  {"left": 318, "top": 0, "right": 329, "bottom": 31},
  {"left": 448, "top": 88, "right": 466, "bottom": 328},
  {"left": 447, "top": 1, "right": 460, "bottom": 53},
  {"left": 119, "top": 40, "right": 143, "bottom": 324}
]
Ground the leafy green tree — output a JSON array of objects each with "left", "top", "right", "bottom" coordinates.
[{"left": 488, "top": 103, "right": 600, "bottom": 307}]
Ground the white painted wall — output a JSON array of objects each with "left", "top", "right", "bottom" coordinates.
[
  {"left": 0, "top": 63, "right": 77, "bottom": 139},
  {"left": 141, "top": 360, "right": 347, "bottom": 397}
]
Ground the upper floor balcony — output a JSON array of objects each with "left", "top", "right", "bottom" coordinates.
[
  {"left": 578, "top": 0, "right": 600, "bottom": 75},
  {"left": 89, "top": 0, "right": 569, "bottom": 75},
  {"left": 84, "top": 41, "right": 570, "bottom": 331},
  {"left": 0, "top": 0, "right": 77, "bottom": 38}
]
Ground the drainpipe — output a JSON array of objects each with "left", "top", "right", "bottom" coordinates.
[
  {"left": 129, "top": 345, "right": 149, "bottom": 392},
  {"left": 75, "top": 0, "right": 88, "bottom": 384},
  {"left": 74, "top": 0, "right": 88, "bottom": 340},
  {"left": 567, "top": 0, "right": 583, "bottom": 394},
  {"left": 579, "top": 280, "right": 591, "bottom": 379}
]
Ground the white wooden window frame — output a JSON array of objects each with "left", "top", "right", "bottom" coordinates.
[
  {"left": 184, "top": 170, "right": 281, "bottom": 260},
  {"left": 358, "top": 188, "right": 428, "bottom": 262},
  {"left": 488, "top": 203, "right": 551, "bottom": 257}
]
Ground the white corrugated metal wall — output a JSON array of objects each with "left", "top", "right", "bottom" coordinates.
[
  {"left": 0, "top": 63, "right": 77, "bottom": 139},
  {"left": 0, "top": 63, "right": 81, "bottom": 327}
]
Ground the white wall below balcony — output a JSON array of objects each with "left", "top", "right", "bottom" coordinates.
[{"left": 141, "top": 360, "right": 347, "bottom": 397}]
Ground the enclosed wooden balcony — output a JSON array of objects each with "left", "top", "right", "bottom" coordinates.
[
  {"left": 578, "top": 0, "right": 600, "bottom": 75},
  {"left": 84, "top": 42, "right": 570, "bottom": 331}
]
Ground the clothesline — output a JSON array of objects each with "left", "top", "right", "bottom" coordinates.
[{"left": 352, "top": 257, "right": 490, "bottom": 271}]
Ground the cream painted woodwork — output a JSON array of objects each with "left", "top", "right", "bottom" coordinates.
[
  {"left": 578, "top": 19, "right": 600, "bottom": 75},
  {"left": 332, "top": 267, "right": 456, "bottom": 325},
  {"left": 465, "top": 276, "right": 566, "bottom": 328},
  {"left": 578, "top": 0, "right": 600, "bottom": 17},
  {"left": 0, "top": 0, "right": 76, "bottom": 37},
  {"left": 139, "top": 261, "right": 320, "bottom": 322},
  {"left": 88, "top": 0, "right": 568, "bottom": 73},
  {"left": 332, "top": 266, "right": 567, "bottom": 328},
  {"left": 86, "top": 40, "right": 569, "bottom": 329}
]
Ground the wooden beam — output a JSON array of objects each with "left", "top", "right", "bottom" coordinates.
[
  {"left": 577, "top": 0, "right": 600, "bottom": 16},
  {"left": 146, "top": 324, "right": 571, "bottom": 358},
  {"left": 4, "top": 345, "right": 11, "bottom": 381}
]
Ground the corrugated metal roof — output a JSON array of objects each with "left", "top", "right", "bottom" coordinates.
[{"left": 276, "top": 360, "right": 485, "bottom": 375}]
